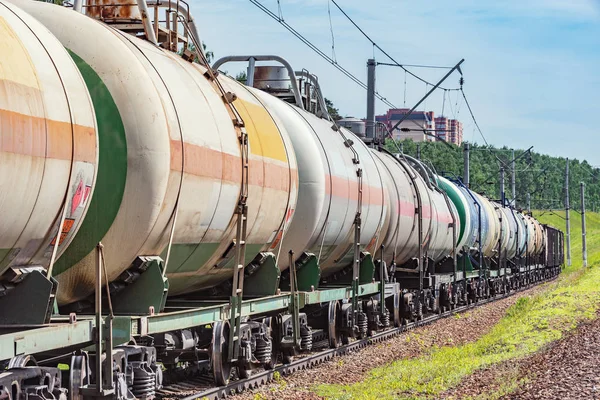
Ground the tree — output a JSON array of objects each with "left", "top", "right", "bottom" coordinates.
[
  {"left": 325, "top": 98, "right": 341, "bottom": 121},
  {"left": 235, "top": 71, "right": 247, "bottom": 83},
  {"left": 179, "top": 42, "right": 213, "bottom": 64},
  {"left": 383, "top": 138, "right": 600, "bottom": 211},
  {"left": 202, "top": 42, "right": 214, "bottom": 64}
]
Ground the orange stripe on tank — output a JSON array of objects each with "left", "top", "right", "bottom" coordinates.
[
  {"left": 0, "top": 108, "right": 96, "bottom": 162},
  {"left": 170, "top": 140, "right": 292, "bottom": 192},
  {"left": 325, "top": 174, "right": 384, "bottom": 205}
]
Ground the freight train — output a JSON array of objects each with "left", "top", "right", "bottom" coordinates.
[{"left": 0, "top": 1, "right": 564, "bottom": 399}]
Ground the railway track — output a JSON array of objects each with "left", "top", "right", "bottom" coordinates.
[{"left": 157, "top": 277, "right": 556, "bottom": 400}]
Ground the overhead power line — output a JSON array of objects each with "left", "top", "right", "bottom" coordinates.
[
  {"left": 460, "top": 87, "right": 490, "bottom": 147},
  {"left": 377, "top": 62, "right": 455, "bottom": 70},
  {"left": 248, "top": 0, "right": 397, "bottom": 108},
  {"left": 327, "top": 0, "right": 337, "bottom": 62},
  {"left": 330, "top": 0, "right": 461, "bottom": 91}
]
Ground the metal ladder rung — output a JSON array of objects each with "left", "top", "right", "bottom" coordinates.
[{"left": 236, "top": 289, "right": 242, "bottom": 294}]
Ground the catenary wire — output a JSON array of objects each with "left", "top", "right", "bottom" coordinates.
[
  {"left": 327, "top": 0, "right": 337, "bottom": 62},
  {"left": 330, "top": 0, "right": 461, "bottom": 91},
  {"left": 248, "top": 0, "right": 397, "bottom": 108}
]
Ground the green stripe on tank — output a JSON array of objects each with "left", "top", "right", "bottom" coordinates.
[
  {"left": 52, "top": 50, "right": 127, "bottom": 276},
  {"left": 166, "top": 243, "right": 221, "bottom": 273},
  {"left": 0, "top": 249, "right": 10, "bottom": 269},
  {"left": 167, "top": 243, "right": 265, "bottom": 294},
  {"left": 438, "top": 179, "right": 466, "bottom": 245}
]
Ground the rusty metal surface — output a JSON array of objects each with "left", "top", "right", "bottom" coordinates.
[
  {"left": 252, "top": 66, "right": 291, "bottom": 91},
  {"left": 85, "top": 0, "right": 140, "bottom": 20}
]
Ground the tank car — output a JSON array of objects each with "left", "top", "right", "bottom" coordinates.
[{"left": 0, "top": 0, "right": 98, "bottom": 323}]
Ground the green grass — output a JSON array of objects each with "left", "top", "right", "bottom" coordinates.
[{"left": 316, "top": 211, "right": 600, "bottom": 400}]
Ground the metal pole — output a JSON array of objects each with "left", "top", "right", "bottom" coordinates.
[
  {"left": 366, "top": 59, "right": 376, "bottom": 141},
  {"left": 463, "top": 142, "right": 470, "bottom": 188},
  {"left": 95, "top": 243, "right": 103, "bottom": 393},
  {"left": 288, "top": 250, "right": 300, "bottom": 346},
  {"left": 416, "top": 143, "right": 421, "bottom": 161},
  {"left": 499, "top": 167, "right": 505, "bottom": 207},
  {"left": 527, "top": 193, "right": 531, "bottom": 213},
  {"left": 136, "top": 0, "right": 159, "bottom": 46},
  {"left": 246, "top": 57, "right": 256, "bottom": 87},
  {"left": 565, "top": 158, "right": 571, "bottom": 266},
  {"left": 581, "top": 182, "right": 587, "bottom": 267},
  {"left": 511, "top": 149, "right": 516, "bottom": 207}
]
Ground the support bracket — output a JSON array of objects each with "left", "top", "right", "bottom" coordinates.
[
  {"left": 244, "top": 252, "right": 280, "bottom": 296},
  {"left": 111, "top": 257, "right": 169, "bottom": 315},
  {"left": 0, "top": 268, "right": 57, "bottom": 325}
]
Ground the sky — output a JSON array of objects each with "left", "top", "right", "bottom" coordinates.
[{"left": 191, "top": 0, "right": 600, "bottom": 164}]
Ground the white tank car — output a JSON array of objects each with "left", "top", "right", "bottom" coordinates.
[
  {"left": 252, "top": 90, "right": 389, "bottom": 277},
  {"left": 0, "top": 1, "right": 97, "bottom": 277}
]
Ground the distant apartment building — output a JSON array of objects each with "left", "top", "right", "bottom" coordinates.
[
  {"left": 376, "top": 108, "right": 463, "bottom": 145},
  {"left": 434, "top": 116, "right": 449, "bottom": 142},
  {"left": 375, "top": 108, "right": 435, "bottom": 142},
  {"left": 448, "top": 119, "right": 463, "bottom": 145},
  {"left": 433, "top": 117, "right": 463, "bottom": 145}
]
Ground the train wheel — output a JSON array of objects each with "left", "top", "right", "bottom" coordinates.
[
  {"left": 211, "top": 321, "right": 232, "bottom": 386},
  {"left": 328, "top": 301, "right": 341, "bottom": 348},
  {"left": 386, "top": 291, "right": 401, "bottom": 328},
  {"left": 69, "top": 354, "right": 89, "bottom": 400}
]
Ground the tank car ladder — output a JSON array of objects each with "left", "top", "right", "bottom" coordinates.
[
  {"left": 228, "top": 126, "right": 249, "bottom": 362},
  {"left": 228, "top": 200, "right": 248, "bottom": 362}
]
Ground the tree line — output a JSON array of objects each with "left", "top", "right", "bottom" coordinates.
[{"left": 384, "top": 139, "right": 600, "bottom": 213}]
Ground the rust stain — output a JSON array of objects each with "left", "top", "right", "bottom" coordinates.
[
  {"left": 253, "top": 67, "right": 272, "bottom": 82},
  {"left": 86, "top": 0, "right": 137, "bottom": 19}
]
